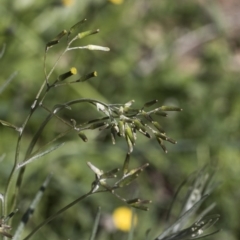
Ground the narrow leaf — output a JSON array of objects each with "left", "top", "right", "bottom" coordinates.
[
  {"left": 0, "top": 119, "right": 21, "bottom": 132},
  {"left": 17, "top": 143, "right": 65, "bottom": 169},
  {"left": 0, "top": 71, "right": 18, "bottom": 94},
  {"left": 89, "top": 207, "right": 101, "bottom": 240},
  {"left": 156, "top": 195, "right": 209, "bottom": 240},
  {"left": 13, "top": 175, "right": 51, "bottom": 240}
]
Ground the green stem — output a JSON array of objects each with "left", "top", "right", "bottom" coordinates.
[
  {"left": 4, "top": 32, "right": 80, "bottom": 220},
  {"left": 4, "top": 111, "right": 34, "bottom": 216},
  {"left": 23, "top": 190, "right": 95, "bottom": 240},
  {"left": 11, "top": 98, "right": 109, "bottom": 214}
]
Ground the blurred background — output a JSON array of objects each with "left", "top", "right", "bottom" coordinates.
[{"left": 0, "top": 0, "right": 240, "bottom": 239}]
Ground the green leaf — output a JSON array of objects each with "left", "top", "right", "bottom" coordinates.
[
  {"left": 89, "top": 207, "right": 101, "bottom": 240},
  {"left": 17, "top": 143, "right": 65, "bottom": 169},
  {"left": 0, "top": 71, "right": 18, "bottom": 95},
  {"left": 0, "top": 119, "right": 21, "bottom": 132}
]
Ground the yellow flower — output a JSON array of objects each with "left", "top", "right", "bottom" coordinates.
[
  {"left": 61, "top": 0, "right": 75, "bottom": 7},
  {"left": 108, "top": 0, "right": 124, "bottom": 5},
  {"left": 112, "top": 207, "right": 137, "bottom": 232}
]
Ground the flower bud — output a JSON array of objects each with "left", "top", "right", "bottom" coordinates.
[
  {"left": 143, "top": 99, "right": 158, "bottom": 108},
  {"left": 76, "top": 71, "right": 97, "bottom": 82},
  {"left": 125, "top": 123, "right": 135, "bottom": 146},
  {"left": 159, "top": 106, "right": 183, "bottom": 111},
  {"left": 46, "top": 30, "right": 68, "bottom": 51},
  {"left": 68, "top": 19, "right": 87, "bottom": 40},
  {"left": 152, "top": 121, "right": 165, "bottom": 133},
  {"left": 86, "top": 45, "right": 110, "bottom": 51},
  {"left": 58, "top": 67, "right": 77, "bottom": 81},
  {"left": 78, "top": 29, "right": 99, "bottom": 39},
  {"left": 78, "top": 132, "right": 88, "bottom": 142}
]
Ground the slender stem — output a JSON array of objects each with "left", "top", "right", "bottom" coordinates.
[
  {"left": 11, "top": 98, "right": 109, "bottom": 214},
  {"left": 23, "top": 190, "right": 95, "bottom": 240},
  {"left": 4, "top": 32, "right": 90, "bottom": 227},
  {"left": 41, "top": 104, "right": 74, "bottom": 127},
  {"left": 110, "top": 191, "right": 127, "bottom": 203},
  {"left": 6, "top": 37, "right": 77, "bottom": 215},
  {"left": 27, "top": 128, "right": 73, "bottom": 159},
  {"left": 45, "top": 36, "right": 76, "bottom": 81},
  {"left": 64, "top": 98, "right": 109, "bottom": 108},
  {"left": 10, "top": 110, "right": 57, "bottom": 213},
  {"left": 0, "top": 193, "right": 4, "bottom": 217},
  {"left": 4, "top": 111, "right": 33, "bottom": 216},
  {"left": 5, "top": 96, "right": 127, "bottom": 215},
  {"left": 67, "top": 46, "right": 89, "bottom": 51},
  {"left": 46, "top": 49, "right": 67, "bottom": 82}
]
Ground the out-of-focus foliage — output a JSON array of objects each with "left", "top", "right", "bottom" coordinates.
[{"left": 0, "top": 0, "right": 240, "bottom": 239}]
